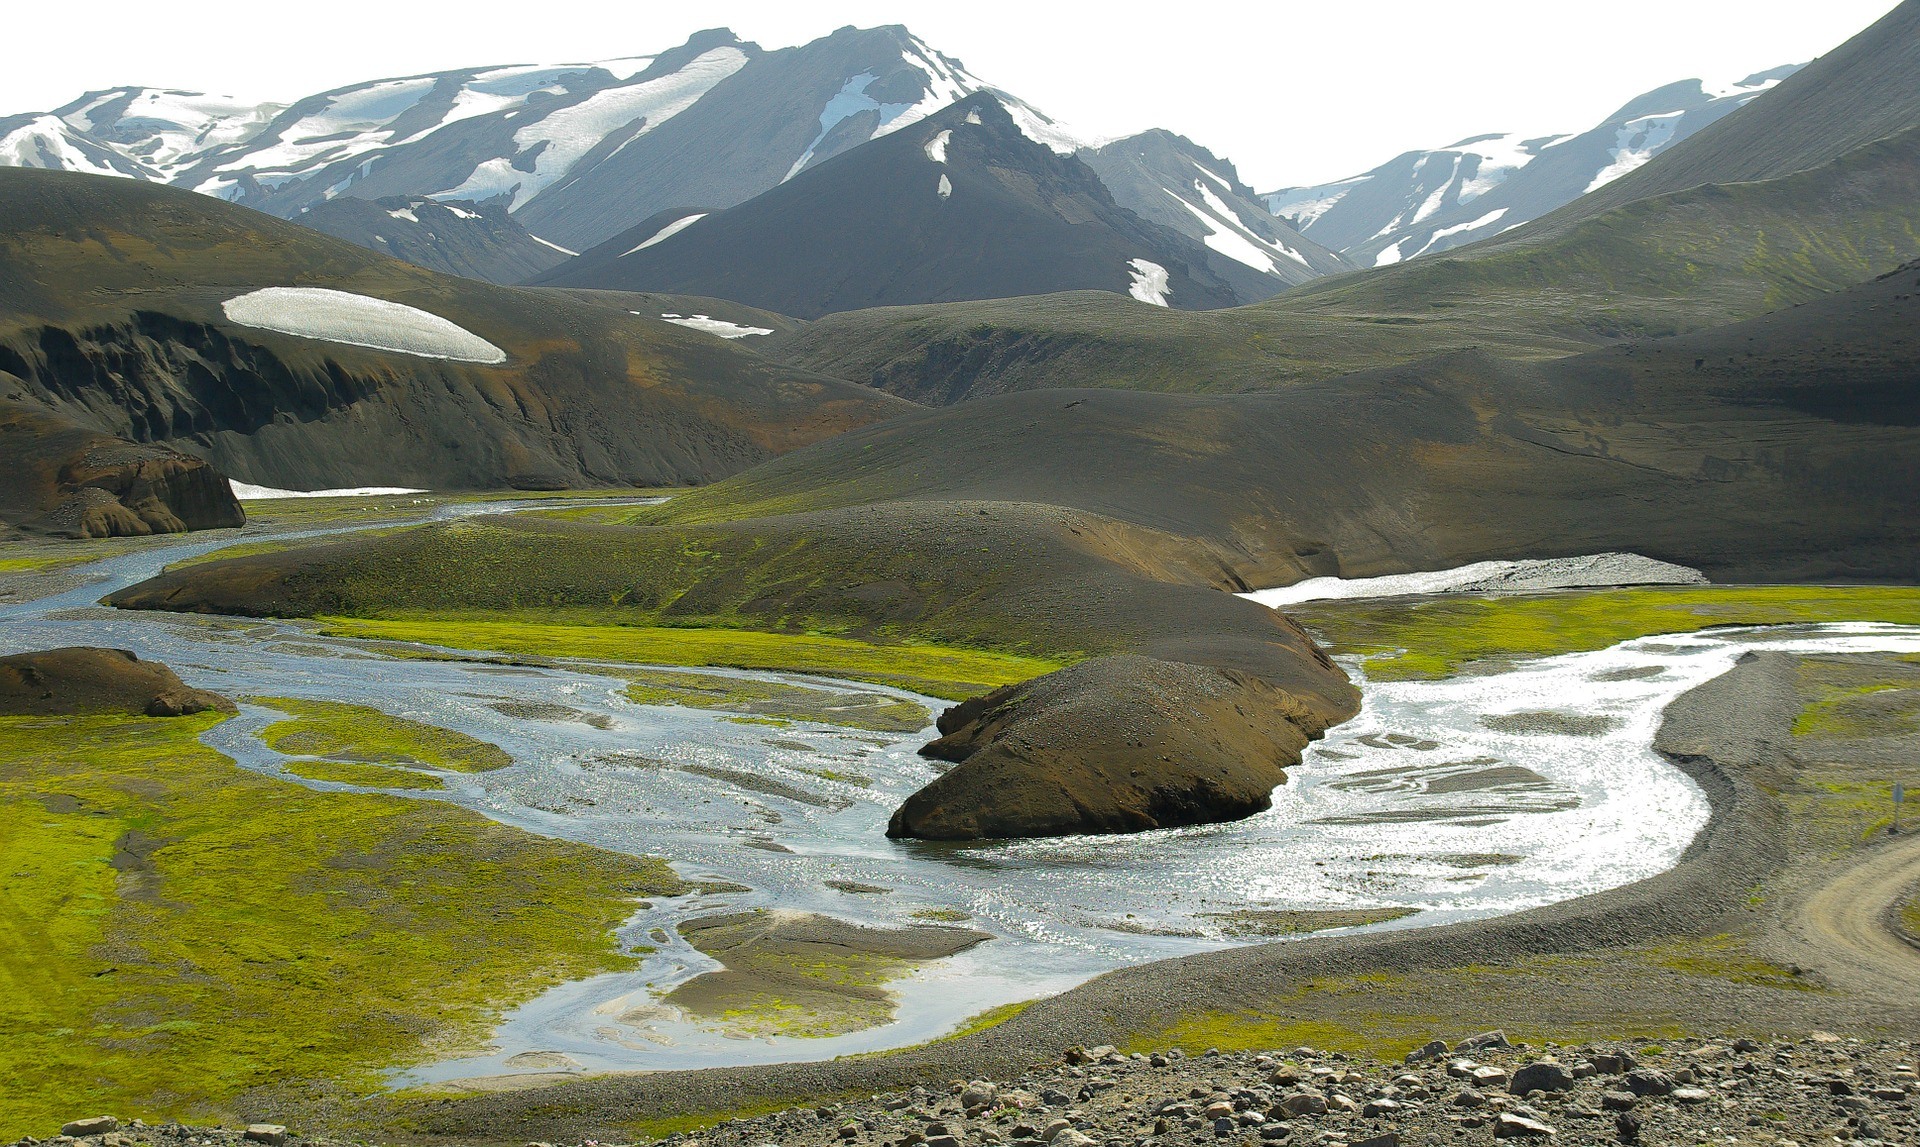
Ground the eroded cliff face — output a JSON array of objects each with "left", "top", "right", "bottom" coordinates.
[{"left": 0, "top": 397, "right": 245, "bottom": 538}]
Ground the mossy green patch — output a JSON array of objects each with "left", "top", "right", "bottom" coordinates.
[
  {"left": 663, "top": 911, "right": 988, "bottom": 1040},
  {"left": 1792, "top": 681, "right": 1920, "bottom": 739},
  {"left": 1293, "top": 585, "right": 1920, "bottom": 681},
  {"left": 278, "top": 758, "right": 446, "bottom": 791},
  {"left": 317, "top": 616, "right": 1056, "bottom": 702},
  {"left": 618, "top": 667, "right": 929, "bottom": 732},
  {"left": 0, "top": 712, "right": 681, "bottom": 1139},
  {"left": 252, "top": 696, "right": 512, "bottom": 772}
]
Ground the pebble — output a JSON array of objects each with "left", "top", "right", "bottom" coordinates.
[{"left": 23, "top": 1036, "right": 1920, "bottom": 1147}]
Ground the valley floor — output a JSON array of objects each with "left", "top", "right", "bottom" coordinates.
[{"left": 4, "top": 496, "right": 1919, "bottom": 1144}]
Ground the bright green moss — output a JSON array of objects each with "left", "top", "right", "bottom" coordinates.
[
  {"left": 0, "top": 712, "right": 680, "bottom": 1138},
  {"left": 1293, "top": 585, "right": 1920, "bottom": 681},
  {"left": 252, "top": 696, "right": 513, "bottom": 772},
  {"left": 316, "top": 616, "right": 1058, "bottom": 701}
]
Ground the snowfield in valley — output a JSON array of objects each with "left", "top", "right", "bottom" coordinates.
[{"left": 221, "top": 287, "right": 507, "bottom": 363}]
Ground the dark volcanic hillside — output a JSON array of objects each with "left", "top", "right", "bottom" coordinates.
[
  {"left": 666, "top": 260, "right": 1920, "bottom": 586},
  {"left": 295, "top": 196, "right": 571, "bottom": 285},
  {"left": 0, "top": 167, "right": 909, "bottom": 502},
  {"left": 533, "top": 95, "right": 1255, "bottom": 317}
]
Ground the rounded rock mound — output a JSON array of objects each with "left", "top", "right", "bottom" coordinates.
[{"left": 0, "top": 647, "right": 237, "bottom": 718}]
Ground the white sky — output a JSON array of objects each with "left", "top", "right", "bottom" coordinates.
[{"left": 6, "top": 0, "right": 1902, "bottom": 189}]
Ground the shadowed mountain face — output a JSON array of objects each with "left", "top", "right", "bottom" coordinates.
[
  {"left": 0, "top": 167, "right": 909, "bottom": 504},
  {"left": 532, "top": 95, "right": 1254, "bottom": 317},
  {"left": 1079, "top": 130, "right": 1352, "bottom": 292},
  {"left": 295, "top": 196, "right": 571, "bottom": 285},
  {"left": 660, "top": 259, "right": 1920, "bottom": 587}
]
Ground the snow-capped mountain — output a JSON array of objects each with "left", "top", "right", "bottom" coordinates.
[
  {"left": 1265, "top": 67, "right": 1802, "bottom": 267},
  {"left": 533, "top": 94, "right": 1253, "bottom": 317},
  {"left": 1079, "top": 130, "right": 1351, "bottom": 295},
  {"left": 0, "top": 26, "right": 1075, "bottom": 257}
]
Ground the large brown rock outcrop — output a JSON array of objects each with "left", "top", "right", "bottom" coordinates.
[
  {"left": 0, "top": 399, "right": 245, "bottom": 538},
  {"left": 0, "top": 647, "right": 238, "bottom": 718},
  {"left": 887, "top": 654, "right": 1337, "bottom": 840}
]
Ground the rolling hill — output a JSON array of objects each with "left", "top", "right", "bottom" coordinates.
[{"left": 0, "top": 166, "right": 909, "bottom": 513}]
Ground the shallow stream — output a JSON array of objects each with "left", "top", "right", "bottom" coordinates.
[{"left": 7, "top": 511, "right": 1918, "bottom": 1080}]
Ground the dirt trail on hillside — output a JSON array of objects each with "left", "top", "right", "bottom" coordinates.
[{"left": 1788, "top": 830, "right": 1920, "bottom": 996}]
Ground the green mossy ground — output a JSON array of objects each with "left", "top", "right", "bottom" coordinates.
[
  {"left": 252, "top": 696, "right": 513, "bottom": 772},
  {"left": 317, "top": 616, "right": 1056, "bottom": 702},
  {"left": 1292, "top": 585, "right": 1920, "bottom": 681},
  {"left": 0, "top": 713, "right": 682, "bottom": 1139},
  {"left": 662, "top": 911, "right": 986, "bottom": 1041},
  {"left": 278, "top": 758, "right": 447, "bottom": 791}
]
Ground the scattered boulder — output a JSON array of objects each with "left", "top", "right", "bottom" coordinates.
[
  {"left": 1624, "top": 1069, "right": 1676, "bottom": 1097},
  {"left": 1493, "top": 1112, "right": 1557, "bottom": 1139},
  {"left": 1456, "top": 1030, "right": 1514, "bottom": 1053},
  {"left": 61, "top": 1117, "right": 119, "bottom": 1137},
  {"left": 1406, "top": 1039, "right": 1451, "bottom": 1064},
  {"left": 1510, "top": 1060, "right": 1576, "bottom": 1095},
  {"left": 0, "top": 647, "right": 237, "bottom": 718},
  {"left": 243, "top": 1127, "right": 288, "bottom": 1146}
]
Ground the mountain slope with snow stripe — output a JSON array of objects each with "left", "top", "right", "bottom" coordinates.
[
  {"left": 530, "top": 94, "right": 1251, "bottom": 317},
  {"left": 1081, "top": 130, "right": 1350, "bottom": 295},
  {"left": 1265, "top": 67, "right": 1799, "bottom": 267}
]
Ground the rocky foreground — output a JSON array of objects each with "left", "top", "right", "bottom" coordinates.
[{"left": 19, "top": 1036, "right": 1917, "bottom": 1147}]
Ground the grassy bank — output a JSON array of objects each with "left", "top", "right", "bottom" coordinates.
[
  {"left": 0, "top": 712, "right": 682, "bottom": 1138},
  {"left": 317, "top": 616, "right": 1058, "bottom": 701},
  {"left": 253, "top": 696, "right": 513, "bottom": 772},
  {"left": 1293, "top": 585, "right": 1920, "bottom": 680}
]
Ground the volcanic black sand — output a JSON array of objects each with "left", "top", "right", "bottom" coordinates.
[{"left": 368, "top": 648, "right": 1920, "bottom": 1143}]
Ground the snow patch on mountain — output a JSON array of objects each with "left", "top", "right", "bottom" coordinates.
[
  {"left": 1409, "top": 207, "right": 1510, "bottom": 258},
  {"left": 0, "top": 115, "right": 136, "bottom": 178},
  {"left": 1584, "top": 110, "right": 1686, "bottom": 193},
  {"left": 222, "top": 287, "right": 506, "bottom": 363},
  {"left": 222, "top": 77, "right": 438, "bottom": 186},
  {"left": 443, "top": 46, "right": 748, "bottom": 208},
  {"left": 651, "top": 311, "right": 773, "bottom": 338},
  {"left": 529, "top": 233, "right": 579, "bottom": 257},
  {"left": 925, "top": 129, "right": 951, "bottom": 164},
  {"left": 937, "top": 172, "right": 953, "bottom": 199},
  {"left": 1128, "top": 259, "right": 1171, "bottom": 306},
  {"left": 621, "top": 212, "right": 708, "bottom": 256},
  {"left": 57, "top": 88, "right": 281, "bottom": 182}
]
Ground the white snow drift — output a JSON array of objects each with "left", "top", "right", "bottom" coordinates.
[
  {"left": 1127, "top": 258, "right": 1171, "bottom": 307},
  {"left": 1239, "top": 553, "right": 1708, "bottom": 608},
  {"left": 229, "top": 481, "right": 427, "bottom": 500},
  {"left": 221, "top": 287, "right": 506, "bottom": 363},
  {"left": 650, "top": 312, "right": 774, "bottom": 339}
]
